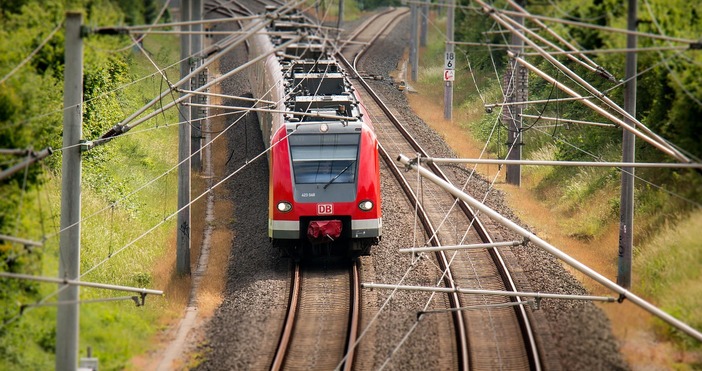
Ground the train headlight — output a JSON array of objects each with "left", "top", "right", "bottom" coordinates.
[
  {"left": 277, "top": 201, "right": 293, "bottom": 212},
  {"left": 358, "top": 200, "right": 374, "bottom": 211}
]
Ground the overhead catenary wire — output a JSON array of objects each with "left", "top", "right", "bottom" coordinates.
[
  {"left": 522, "top": 44, "right": 692, "bottom": 56},
  {"left": 508, "top": 51, "right": 691, "bottom": 162},
  {"left": 476, "top": 0, "right": 690, "bottom": 162},
  {"left": 505, "top": 0, "right": 614, "bottom": 79},
  {"left": 496, "top": 7, "right": 701, "bottom": 45},
  {"left": 95, "top": 14, "right": 263, "bottom": 32},
  {"left": 99, "top": 28, "right": 300, "bottom": 143},
  {"left": 14, "top": 18, "right": 268, "bottom": 141},
  {"left": 485, "top": 46, "right": 686, "bottom": 112},
  {"left": 518, "top": 114, "right": 616, "bottom": 127},
  {"left": 99, "top": 18, "right": 274, "bottom": 140},
  {"left": 177, "top": 89, "right": 277, "bottom": 105},
  {"left": 420, "top": 157, "right": 702, "bottom": 169},
  {"left": 350, "top": 2, "right": 660, "bottom": 364},
  {"left": 498, "top": 6, "right": 615, "bottom": 81},
  {"left": 3, "top": 51, "right": 186, "bottom": 135},
  {"left": 184, "top": 102, "right": 358, "bottom": 122}
]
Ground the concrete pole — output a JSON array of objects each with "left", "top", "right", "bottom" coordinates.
[
  {"left": 443, "top": 0, "right": 454, "bottom": 120},
  {"left": 178, "top": 0, "right": 191, "bottom": 275},
  {"left": 420, "top": 0, "right": 428, "bottom": 46},
  {"left": 618, "top": 0, "right": 637, "bottom": 289},
  {"left": 505, "top": 0, "right": 525, "bottom": 186},
  {"left": 191, "top": 0, "right": 202, "bottom": 172},
  {"left": 56, "top": 11, "right": 83, "bottom": 371},
  {"left": 410, "top": 2, "right": 418, "bottom": 82},
  {"left": 337, "top": 0, "right": 344, "bottom": 40}
]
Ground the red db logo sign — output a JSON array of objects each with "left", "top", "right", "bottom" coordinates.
[{"left": 317, "top": 204, "right": 333, "bottom": 215}]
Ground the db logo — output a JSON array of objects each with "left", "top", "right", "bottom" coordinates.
[{"left": 317, "top": 204, "right": 333, "bottom": 215}]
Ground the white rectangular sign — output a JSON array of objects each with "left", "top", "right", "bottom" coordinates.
[
  {"left": 444, "top": 52, "right": 455, "bottom": 70},
  {"left": 444, "top": 69, "right": 455, "bottom": 82}
]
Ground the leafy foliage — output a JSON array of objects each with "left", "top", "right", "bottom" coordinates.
[{"left": 1, "top": 0, "right": 176, "bottom": 368}]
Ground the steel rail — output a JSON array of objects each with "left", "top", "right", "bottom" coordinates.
[
  {"left": 337, "top": 52, "right": 472, "bottom": 371},
  {"left": 270, "top": 262, "right": 301, "bottom": 371},
  {"left": 343, "top": 8, "right": 409, "bottom": 72},
  {"left": 342, "top": 261, "right": 361, "bottom": 371},
  {"left": 338, "top": 26, "right": 542, "bottom": 369}
]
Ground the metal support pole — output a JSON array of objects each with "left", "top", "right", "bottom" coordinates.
[
  {"left": 177, "top": 0, "right": 192, "bottom": 276},
  {"left": 505, "top": 0, "right": 525, "bottom": 186},
  {"left": 443, "top": 0, "right": 454, "bottom": 120},
  {"left": 618, "top": 0, "right": 637, "bottom": 289},
  {"left": 191, "top": 0, "right": 202, "bottom": 172},
  {"left": 420, "top": 0, "right": 428, "bottom": 46},
  {"left": 57, "top": 11, "right": 83, "bottom": 371},
  {"left": 410, "top": 2, "right": 418, "bottom": 82},
  {"left": 337, "top": 0, "right": 344, "bottom": 40}
]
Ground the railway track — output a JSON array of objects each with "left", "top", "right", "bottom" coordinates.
[
  {"left": 214, "top": 2, "right": 540, "bottom": 369},
  {"left": 338, "top": 10, "right": 542, "bottom": 370},
  {"left": 271, "top": 260, "right": 361, "bottom": 371}
]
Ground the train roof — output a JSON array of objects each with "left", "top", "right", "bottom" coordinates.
[
  {"left": 286, "top": 72, "right": 350, "bottom": 96},
  {"left": 284, "top": 95, "right": 361, "bottom": 123},
  {"left": 284, "top": 120, "right": 366, "bottom": 135}
]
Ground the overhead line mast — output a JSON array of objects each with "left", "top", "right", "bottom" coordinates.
[
  {"left": 503, "top": 0, "right": 526, "bottom": 186},
  {"left": 618, "top": 0, "right": 638, "bottom": 289},
  {"left": 57, "top": 11, "right": 82, "bottom": 371}
]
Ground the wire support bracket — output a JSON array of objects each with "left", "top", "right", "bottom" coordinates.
[
  {"left": 19, "top": 294, "right": 147, "bottom": 314},
  {"left": 417, "top": 300, "right": 536, "bottom": 319},
  {"left": 0, "top": 234, "right": 43, "bottom": 247},
  {"left": 399, "top": 240, "right": 523, "bottom": 253},
  {"left": 362, "top": 283, "right": 617, "bottom": 303}
]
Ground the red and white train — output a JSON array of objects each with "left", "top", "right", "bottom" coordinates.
[{"left": 249, "top": 11, "right": 382, "bottom": 258}]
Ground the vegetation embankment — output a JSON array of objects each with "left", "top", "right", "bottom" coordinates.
[
  {"left": 0, "top": 1, "right": 187, "bottom": 369},
  {"left": 410, "top": 0, "right": 701, "bottom": 360}
]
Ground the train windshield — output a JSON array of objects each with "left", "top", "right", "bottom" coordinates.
[{"left": 289, "top": 133, "right": 359, "bottom": 185}]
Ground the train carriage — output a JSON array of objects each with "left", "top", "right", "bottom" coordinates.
[{"left": 248, "top": 12, "right": 382, "bottom": 259}]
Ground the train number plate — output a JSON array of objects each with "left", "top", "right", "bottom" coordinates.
[{"left": 317, "top": 204, "right": 333, "bottom": 215}]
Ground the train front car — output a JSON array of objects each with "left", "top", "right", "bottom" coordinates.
[{"left": 267, "top": 28, "right": 381, "bottom": 259}]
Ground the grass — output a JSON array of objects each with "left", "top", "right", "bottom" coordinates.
[{"left": 636, "top": 210, "right": 702, "bottom": 350}]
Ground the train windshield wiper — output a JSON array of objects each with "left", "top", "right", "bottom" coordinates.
[{"left": 323, "top": 161, "right": 356, "bottom": 189}]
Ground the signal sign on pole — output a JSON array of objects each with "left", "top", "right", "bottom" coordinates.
[{"left": 444, "top": 52, "right": 455, "bottom": 81}]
